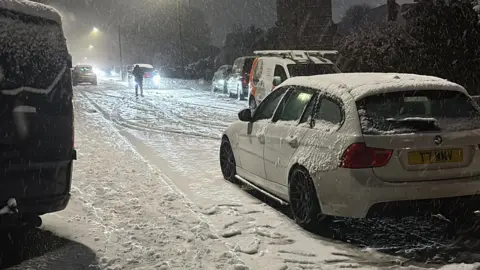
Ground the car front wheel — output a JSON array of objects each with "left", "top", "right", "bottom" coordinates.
[
  {"left": 289, "top": 166, "right": 331, "bottom": 231},
  {"left": 220, "top": 137, "right": 236, "bottom": 182}
]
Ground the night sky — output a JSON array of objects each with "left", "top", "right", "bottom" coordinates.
[{"left": 32, "top": 0, "right": 413, "bottom": 66}]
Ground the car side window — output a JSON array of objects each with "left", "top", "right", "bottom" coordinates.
[
  {"left": 314, "top": 97, "right": 343, "bottom": 129},
  {"left": 253, "top": 88, "right": 288, "bottom": 121},
  {"left": 232, "top": 59, "right": 241, "bottom": 74},
  {"left": 275, "top": 88, "right": 314, "bottom": 123},
  {"left": 274, "top": 65, "right": 288, "bottom": 83}
]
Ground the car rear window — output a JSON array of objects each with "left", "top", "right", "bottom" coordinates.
[
  {"left": 141, "top": 68, "right": 154, "bottom": 73},
  {"left": 357, "top": 90, "right": 480, "bottom": 134},
  {"left": 0, "top": 9, "right": 69, "bottom": 91},
  {"left": 78, "top": 66, "right": 92, "bottom": 72},
  {"left": 287, "top": 64, "right": 340, "bottom": 77}
]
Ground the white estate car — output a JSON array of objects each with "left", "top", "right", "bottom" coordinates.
[{"left": 220, "top": 72, "right": 480, "bottom": 230}]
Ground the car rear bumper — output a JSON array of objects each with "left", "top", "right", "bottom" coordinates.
[
  {"left": 15, "top": 193, "right": 70, "bottom": 214},
  {"left": 315, "top": 169, "right": 480, "bottom": 219},
  {"left": 0, "top": 149, "right": 75, "bottom": 216},
  {"left": 74, "top": 76, "right": 96, "bottom": 82}
]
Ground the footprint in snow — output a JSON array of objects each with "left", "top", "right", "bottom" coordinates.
[
  {"left": 268, "top": 238, "right": 295, "bottom": 245},
  {"left": 235, "top": 239, "right": 261, "bottom": 255},
  {"left": 278, "top": 250, "right": 316, "bottom": 257},
  {"left": 221, "top": 228, "right": 242, "bottom": 238},
  {"left": 204, "top": 205, "right": 219, "bottom": 215},
  {"left": 254, "top": 227, "right": 286, "bottom": 239}
]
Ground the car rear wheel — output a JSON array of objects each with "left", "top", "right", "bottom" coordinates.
[
  {"left": 211, "top": 84, "right": 217, "bottom": 93},
  {"left": 220, "top": 137, "right": 236, "bottom": 182},
  {"left": 289, "top": 166, "right": 331, "bottom": 231}
]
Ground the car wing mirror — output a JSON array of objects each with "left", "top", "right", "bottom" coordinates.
[
  {"left": 273, "top": 76, "right": 282, "bottom": 87},
  {"left": 238, "top": 108, "right": 253, "bottom": 122}
]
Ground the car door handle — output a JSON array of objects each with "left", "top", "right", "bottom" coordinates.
[
  {"left": 285, "top": 137, "right": 299, "bottom": 148},
  {"left": 258, "top": 134, "right": 265, "bottom": 144}
]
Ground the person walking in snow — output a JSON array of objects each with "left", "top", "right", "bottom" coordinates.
[{"left": 132, "top": 64, "right": 144, "bottom": 97}]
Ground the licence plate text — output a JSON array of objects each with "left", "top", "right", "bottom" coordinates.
[{"left": 408, "top": 149, "right": 463, "bottom": 165}]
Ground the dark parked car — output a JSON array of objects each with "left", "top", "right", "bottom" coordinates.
[
  {"left": 72, "top": 65, "right": 98, "bottom": 86},
  {"left": 0, "top": 0, "right": 76, "bottom": 228},
  {"left": 226, "top": 56, "right": 255, "bottom": 100},
  {"left": 211, "top": 65, "right": 232, "bottom": 93}
]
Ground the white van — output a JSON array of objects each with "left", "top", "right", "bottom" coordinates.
[{"left": 248, "top": 50, "right": 341, "bottom": 109}]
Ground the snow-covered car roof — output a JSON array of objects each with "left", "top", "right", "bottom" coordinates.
[
  {"left": 281, "top": 73, "right": 467, "bottom": 101},
  {"left": 257, "top": 56, "right": 333, "bottom": 65},
  {"left": 134, "top": 64, "right": 154, "bottom": 69},
  {"left": 0, "top": 0, "right": 62, "bottom": 24}
]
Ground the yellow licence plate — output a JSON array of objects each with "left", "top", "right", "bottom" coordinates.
[{"left": 408, "top": 149, "right": 463, "bottom": 165}]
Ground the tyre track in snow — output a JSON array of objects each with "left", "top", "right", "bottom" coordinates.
[
  {"left": 83, "top": 89, "right": 231, "bottom": 139},
  {"left": 82, "top": 90, "right": 223, "bottom": 140}
]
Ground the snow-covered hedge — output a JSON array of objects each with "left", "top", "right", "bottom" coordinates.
[{"left": 338, "top": 0, "right": 480, "bottom": 95}]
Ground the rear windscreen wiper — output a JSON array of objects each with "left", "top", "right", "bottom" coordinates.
[{"left": 386, "top": 117, "right": 441, "bottom": 131}]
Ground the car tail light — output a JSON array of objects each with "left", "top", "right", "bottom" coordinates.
[
  {"left": 340, "top": 143, "right": 392, "bottom": 169},
  {"left": 243, "top": 75, "right": 247, "bottom": 85}
]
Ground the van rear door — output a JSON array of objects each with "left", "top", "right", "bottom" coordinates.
[{"left": 0, "top": 8, "right": 74, "bottom": 199}]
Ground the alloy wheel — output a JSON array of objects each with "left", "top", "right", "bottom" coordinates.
[{"left": 220, "top": 140, "right": 235, "bottom": 180}]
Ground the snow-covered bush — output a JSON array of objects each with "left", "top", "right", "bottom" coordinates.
[{"left": 338, "top": 0, "right": 480, "bottom": 94}]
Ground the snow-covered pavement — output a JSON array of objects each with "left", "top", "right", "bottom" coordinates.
[{"left": 5, "top": 78, "right": 480, "bottom": 270}]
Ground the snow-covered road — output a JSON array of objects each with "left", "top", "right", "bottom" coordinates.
[{"left": 4, "top": 78, "right": 480, "bottom": 270}]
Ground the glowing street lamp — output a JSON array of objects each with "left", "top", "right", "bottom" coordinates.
[
  {"left": 88, "top": 44, "right": 94, "bottom": 50},
  {"left": 92, "top": 27, "right": 99, "bottom": 34}
]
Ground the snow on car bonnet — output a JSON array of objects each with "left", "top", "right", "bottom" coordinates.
[
  {"left": 281, "top": 73, "right": 467, "bottom": 101},
  {"left": 0, "top": 0, "right": 62, "bottom": 24}
]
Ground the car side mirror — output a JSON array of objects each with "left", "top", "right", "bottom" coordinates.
[
  {"left": 238, "top": 108, "right": 253, "bottom": 122},
  {"left": 273, "top": 76, "right": 282, "bottom": 87}
]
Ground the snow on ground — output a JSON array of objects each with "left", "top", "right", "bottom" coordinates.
[
  {"left": 11, "top": 87, "right": 246, "bottom": 270},
  {"left": 7, "top": 77, "right": 480, "bottom": 270}
]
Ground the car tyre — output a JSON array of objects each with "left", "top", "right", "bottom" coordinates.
[
  {"left": 220, "top": 137, "right": 237, "bottom": 182},
  {"left": 92, "top": 80, "right": 98, "bottom": 86},
  {"left": 223, "top": 83, "right": 228, "bottom": 94},
  {"left": 211, "top": 84, "right": 217, "bottom": 93},
  {"left": 73, "top": 80, "right": 78, "bottom": 86},
  {"left": 289, "top": 166, "right": 331, "bottom": 231}
]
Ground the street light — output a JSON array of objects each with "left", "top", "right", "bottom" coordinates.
[
  {"left": 92, "top": 27, "right": 99, "bottom": 34},
  {"left": 88, "top": 44, "right": 94, "bottom": 50}
]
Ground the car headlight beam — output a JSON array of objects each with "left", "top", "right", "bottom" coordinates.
[{"left": 153, "top": 75, "right": 161, "bottom": 86}]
